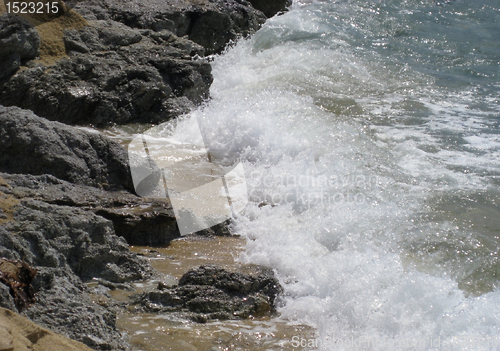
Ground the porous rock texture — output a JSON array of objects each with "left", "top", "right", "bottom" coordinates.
[
  {"left": 0, "top": 171, "right": 157, "bottom": 349},
  {"left": 0, "top": 14, "right": 40, "bottom": 81},
  {"left": 133, "top": 264, "right": 283, "bottom": 322},
  {"left": 73, "top": 0, "right": 266, "bottom": 55},
  {"left": 0, "top": 1, "right": 287, "bottom": 348},
  {"left": 0, "top": 0, "right": 267, "bottom": 126},
  {"left": 0, "top": 105, "right": 133, "bottom": 191},
  {"left": 0, "top": 171, "right": 180, "bottom": 246}
]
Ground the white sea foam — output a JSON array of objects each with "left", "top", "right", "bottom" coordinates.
[{"left": 185, "top": 0, "right": 500, "bottom": 349}]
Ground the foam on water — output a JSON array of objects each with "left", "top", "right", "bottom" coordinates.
[{"left": 174, "top": 0, "right": 500, "bottom": 349}]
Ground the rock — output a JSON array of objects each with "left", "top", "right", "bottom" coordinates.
[
  {"left": 247, "top": 0, "right": 292, "bottom": 18},
  {"left": 0, "top": 199, "right": 152, "bottom": 283},
  {"left": 0, "top": 14, "right": 40, "bottom": 80},
  {"left": 0, "top": 0, "right": 268, "bottom": 126},
  {"left": 0, "top": 106, "right": 133, "bottom": 191},
  {"left": 0, "top": 196, "right": 154, "bottom": 283},
  {"left": 0, "top": 172, "right": 240, "bottom": 347},
  {"left": 64, "top": 20, "right": 143, "bottom": 51},
  {"left": 133, "top": 265, "right": 283, "bottom": 321},
  {"left": 95, "top": 203, "right": 180, "bottom": 246},
  {"left": 1, "top": 172, "right": 233, "bottom": 245},
  {"left": 0, "top": 173, "right": 156, "bottom": 349},
  {"left": 23, "top": 271, "right": 127, "bottom": 351},
  {"left": 0, "top": 307, "right": 94, "bottom": 351},
  {"left": 0, "top": 0, "right": 267, "bottom": 127},
  {"left": 0, "top": 259, "right": 37, "bottom": 312},
  {"left": 74, "top": 0, "right": 266, "bottom": 55},
  {"left": 1, "top": 172, "right": 181, "bottom": 246},
  {"left": 179, "top": 265, "right": 282, "bottom": 301},
  {"left": 0, "top": 281, "right": 17, "bottom": 312},
  {"left": 0, "top": 19, "right": 212, "bottom": 126}
]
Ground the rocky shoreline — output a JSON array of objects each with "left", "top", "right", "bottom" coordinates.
[
  {"left": 0, "top": 0, "right": 290, "bottom": 349},
  {"left": 1, "top": 0, "right": 290, "bottom": 126}
]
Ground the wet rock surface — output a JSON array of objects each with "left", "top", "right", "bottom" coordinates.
[{"left": 133, "top": 265, "right": 283, "bottom": 321}]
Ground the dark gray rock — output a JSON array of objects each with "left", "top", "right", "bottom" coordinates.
[
  {"left": 95, "top": 204, "right": 180, "bottom": 246},
  {"left": 0, "top": 198, "right": 153, "bottom": 285},
  {"left": 0, "top": 20, "right": 213, "bottom": 126},
  {"left": 74, "top": 0, "right": 266, "bottom": 55},
  {"left": 63, "top": 20, "right": 143, "bottom": 53},
  {"left": 133, "top": 265, "right": 283, "bottom": 321},
  {"left": 0, "top": 106, "right": 133, "bottom": 191},
  {"left": 0, "top": 172, "right": 181, "bottom": 246},
  {"left": 1, "top": 172, "right": 233, "bottom": 246},
  {"left": 0, "top": 14, "right": 40, "bottom": 80},
  {"left": 248, "top": 0, "right": 292, "bottom": 18},
  {"left": 0, "top": 174, "right": 156, "bottom": 350},
  {"left": 179, "top": 264, "right": 282, "bottom": 301},
  {"left": 0, "top": 172, "right": 241, "bottom": 347},
  {"left": 24, "top": 267, "right": 129, "bottom": 350},
  {"left": 0, "top": 0, "right": 267, "bottom": 126}
]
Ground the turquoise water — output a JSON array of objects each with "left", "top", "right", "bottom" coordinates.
[{"left": 146, "top": 0, "right": 500, "bottom": 349}]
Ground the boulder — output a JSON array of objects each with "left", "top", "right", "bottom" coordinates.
[
  {"left": 133, "top": 265, "right": 283, "bottom": 321},
  {"left": 1, "top": 172, "right": 233, "bottom": 246},
  {"left": 0, "top": 19, "right": 212, "bottom": 126},
  {"left": 1, "top": 199, "right": 153, "bottom": 283},
  {"left": 0, "top": 106, "right": 133, "bottom": 191},
  {"left": 74, "top": 0, "right": 266, "bottom": 54},
  {"left": 0, "top": 171, "right": 243, "bottom": 347},
  {"left": 0, "top": 172, "right": 181, "bottom": 246},
  {"left": 0, "top": 14, "right": 40, "bottom": 80},
  {"left": 0, "top": 0, "right": 267, "bottom": 126},
  {"left": 0, "top": 173, "right": 156, "bottom": 350}
]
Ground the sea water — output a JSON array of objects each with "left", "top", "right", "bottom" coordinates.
[{"left": 173, "top": 0, "right": 500, "bottom": 349}]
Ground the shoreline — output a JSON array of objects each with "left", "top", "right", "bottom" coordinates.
[
  {"left": 0, "top": 1, "right": 295, "bottom": 349},
  {"left": 119, "top": 236, "right": 315, "bottom": 351}
]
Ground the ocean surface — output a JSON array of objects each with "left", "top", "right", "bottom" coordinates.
[{"left": 135, "top": 0, "right": 500, "bottom": 349}]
